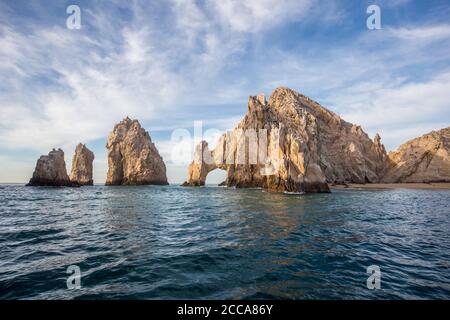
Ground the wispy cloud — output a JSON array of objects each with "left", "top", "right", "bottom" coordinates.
[
  {"left": 387, "top": 24, "right": 450, "bottom": 41},
  {"left": 208, "top": 0, "right": 312, "bottom": 33}
]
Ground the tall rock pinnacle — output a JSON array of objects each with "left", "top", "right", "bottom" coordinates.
[
  {"left": 105, "top": 117, "right": 168, "bottom": 185},
  {"left": 70, "top": 143, "right": 94, "bottom": 186}
]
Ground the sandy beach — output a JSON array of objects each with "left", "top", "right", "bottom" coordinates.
[{"left": 330, "top": 183, "right": 450, "bottom": 190}]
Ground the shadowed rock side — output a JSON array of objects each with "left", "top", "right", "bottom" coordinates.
[
  {"left": 27, "top": 148, "right": 76, "bottom": 186},
  {"left": 106, "top": 117, "right": 168, "bottom": 185},
  {"left": 382, "top": 127, "right": 450, "bottom": 183},
  {"left": 183, "top": 87, "right": 390, "bottom": 193},
  {"left": 70, "top": 143, "right": 94, "bottom": 186}
]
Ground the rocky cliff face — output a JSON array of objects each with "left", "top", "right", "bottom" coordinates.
[
  {"left": 27, "top": 148, "right": 74, "bottom": 186},
  {"left": 183, "top": 87, "right": 390, "bottom": 192},
  {"left": 382, "top": 127, "right": 450, "bottom": 183},
  {"left": 70, "top": 143, "right": 94, "bottom": 185},
  {"left": 106, "top": 117, "right": 168, "bottom": 185}
]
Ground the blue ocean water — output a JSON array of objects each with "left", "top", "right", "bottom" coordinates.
[{"left": 0, "top": 184, "right": 449, "bottom": 300}]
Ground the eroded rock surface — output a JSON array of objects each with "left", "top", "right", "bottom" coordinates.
[
  {"left": 106, "top": 117, "right": 168, "bottom": 185},
  {"left": 183, "top": 87, "right": 391, "bottom": 193},
  {"left": 382, "top": 127, "right": 450, "bottom": 183},
  {"left": 70, "top": 143, "right": 94, "bottom": 186},
  {"left": 27, "top": 148, "right": 74, "bottom": 186}
]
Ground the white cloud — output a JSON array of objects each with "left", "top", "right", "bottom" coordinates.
[
  {"left": 341, "top": 71, "right": 450, "bottom": 149},
  {"left": 209, "top": 0, "right": 312, "bottom": 33},
  {"left": 0, "top": 0, "right": 345, "bottom": 156},
  {"left": 0, "top": 10, "right": 185, "bottom": 151},
  {"left": 388, "top": 24, "right": 450, "bottom": 42},
  {"left": 251, "top": 25, "right": 450, "bottom": 151}
]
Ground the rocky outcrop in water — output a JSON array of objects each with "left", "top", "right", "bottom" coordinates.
[
  {"left": 27, "top": 148, "right": 75, "bottom": 186},
  {"left": 70, "top": 143, "right": 94, "bottom": 186},
  {"left": 183, "top": 87, "right": 391, "bottom": 193},
  {"left": 106, "top": 117, "right": 168, "bottom": 185},
  {"left": 382, "top": 127, "right": 450, "bottom": 183}
]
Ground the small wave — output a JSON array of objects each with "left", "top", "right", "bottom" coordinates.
[{"left": 283, "top": 191, "right": 305, "bottom": 195}]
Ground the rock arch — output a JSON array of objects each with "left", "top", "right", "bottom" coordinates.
[{"left": 182, "top": 87, "right": 394, "bottom": 193}]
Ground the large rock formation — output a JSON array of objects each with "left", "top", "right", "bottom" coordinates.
[
  {"left": 183, "top": 87, "right": 390, "bottom": 193},
  {"left": 382, "top": 127, "right": 450, "bottom": 183},
  {"left": 106, "top": 117, "right": 168, "bottom": 185},
  {"left": 27, "top": 148, "right": 75, "bottom": 186},
  {"left": 70, "top": 143, "right": 94, "bottom": 185}
]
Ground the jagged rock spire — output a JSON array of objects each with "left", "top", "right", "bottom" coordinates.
[
  {"left": 70, "top": 143, "right": 94, "bottom": 186},
  {"left": 106, "top": 117, "right": 168, "bottom": 185}
]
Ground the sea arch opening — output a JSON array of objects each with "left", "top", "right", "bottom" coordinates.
[{"left": 204, "top": 168, "right": 227, "bottom": 186}]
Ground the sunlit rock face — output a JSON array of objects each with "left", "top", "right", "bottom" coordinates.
[
  {"left": 382, "top": 127, "right": 450, "bottom": 183},
  {"left": 27, "top": 148, "right": 74, "bottom": 186},
  {"left": 183, "top": 87, "right": 391, "bottom": 193},
  {"left": 70, "top": 143, "right": 94, "bottom": 186},
  {"left": 106, "top": 117, "right": 168, "bottom": 185}
]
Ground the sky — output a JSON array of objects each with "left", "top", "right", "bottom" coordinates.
[{"left": 0, "top": 0, "right": 449, "bottom": 184}]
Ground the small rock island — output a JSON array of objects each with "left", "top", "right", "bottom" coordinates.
[
  {"left": 26, "top": 117, "right": 168, "bottom": 187},
  {"left": 27, "top": 148, "right": 75, "bottom": 187}
]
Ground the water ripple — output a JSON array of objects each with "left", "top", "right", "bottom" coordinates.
[{"left": 0, "top": 185, "right": 449, "bottom": 299}]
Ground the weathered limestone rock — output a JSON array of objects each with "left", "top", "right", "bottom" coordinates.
[
  {"left": 183, "top": 87, "right": 391, "bottom": 193},
  {"left": 106, "top": 117, "right": 168, "bottom": 185},
  {"left": 70, "top": 143, "right": 94, "bottom": 186},
  {"left": 182, "top": 141, "right": 216, "bottom": 187},
  {"left": 382, "top": 127, "right": 450, "bottom": 183},
  {"left": 27, "top": 148, "right": 74, "bottom": 186}
]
